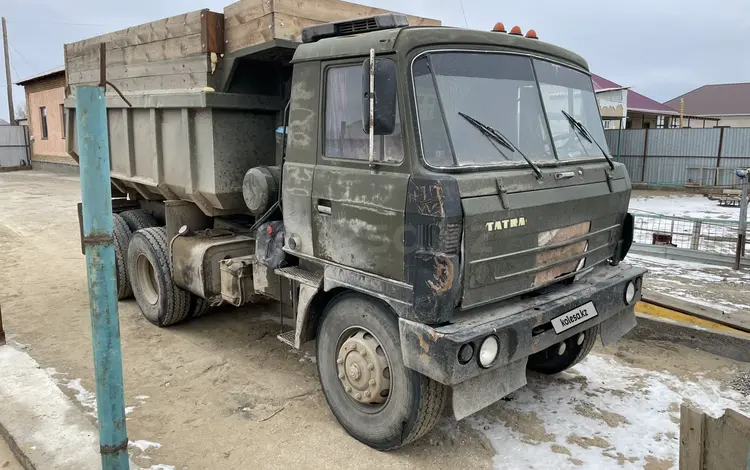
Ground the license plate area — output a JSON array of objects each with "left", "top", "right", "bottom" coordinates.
[{"left": 551, "top": 301, "right": 598, "bottom": 334}]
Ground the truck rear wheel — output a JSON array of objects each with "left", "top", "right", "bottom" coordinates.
[
  {"left": 119, "top": 209, "right": 158, "bottom": 232},
  {"left": 113, "top": 213, "right": 133, "bottom": 300},
  {"left": 187, "top": 295, "right": 211, "bottom": 319},
  {"left": 316, "top": 293, "right": 447, "bottom": 450},
  {"left": 527, "top": 324, "right": 600, "bottom": 375},
  {"left": 126, "top": 227, "right": 191, "bottom": 326}
]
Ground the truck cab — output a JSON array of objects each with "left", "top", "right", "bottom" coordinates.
[{"left": 69, "top": 12, "right": 645, "bottom": 451}]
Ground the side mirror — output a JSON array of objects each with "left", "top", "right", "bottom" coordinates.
[{"left": 362, "top": 57, "right": 397, "bottom": 136}]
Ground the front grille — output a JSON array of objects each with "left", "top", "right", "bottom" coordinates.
[
  {"left": 533, "top": 221, "right": 590, "bottom": 287},
  {"left": 336, "top": 18, "right": 378, "bottom": 35}
]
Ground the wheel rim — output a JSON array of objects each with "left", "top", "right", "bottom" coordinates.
[
  {"left": 335, "top": 326, "right": 392, "bottom": 414},
  {"left": 136, "top": 254, "right": 159, "bottom": 305}
]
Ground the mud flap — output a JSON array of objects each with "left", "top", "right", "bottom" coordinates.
[
  {"left": 451, "top": 357, "right": 528, "bottom": 421},
  {"left": 599, "top": 307, "right": 637, "bottom": 347}
]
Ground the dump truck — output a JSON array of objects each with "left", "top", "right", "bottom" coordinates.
[{"left": 64, "top": 0, "right": 645, "bottom": 450}]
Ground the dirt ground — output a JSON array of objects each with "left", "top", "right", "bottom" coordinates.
[{"left": 0, "top": 172, "right": 748, "bottom": 469}]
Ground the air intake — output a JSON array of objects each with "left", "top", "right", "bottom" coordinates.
[{"left": 301, "top": 13, "right": 409, "bottom": 43}]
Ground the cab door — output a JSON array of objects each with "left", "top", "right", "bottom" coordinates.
[{"left": 312, "top": 61, "right": 409, "bottom": 282}]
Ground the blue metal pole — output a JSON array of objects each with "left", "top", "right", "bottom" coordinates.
[{"left": 76, "top": 86, "right": 129, "bottom": 470}]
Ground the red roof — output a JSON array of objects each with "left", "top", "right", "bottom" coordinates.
[
  {"left": 664, "top": 83, "right": 750, "bottom": 116},
  {"left": 592, "top": 74, "right": 678, "bottom": 116}
]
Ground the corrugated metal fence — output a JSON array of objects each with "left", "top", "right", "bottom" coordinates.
[
  {"left": 604, "top": 128, "right": 750, "bottom": 187},
  {"left": 0, "top": 125, "right": 30, "bottom": 168}
]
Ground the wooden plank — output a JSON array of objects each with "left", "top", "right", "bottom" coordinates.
[
  {"left": 642, "top": 289, "right": 750, "bottom": 334},
  {"left": 679, "top": 405, "right": 705, "bottom": 470},
  {"left": 704, "top": 409, "right": 750, "bottom": 470},
  {"left": 67, "top": 56, "right": 209, "bottom": 86},
  {"left": 69, "top": 72, "right": 209, "bottom": 93},
  {"left": 272, "top": 0, "right": 440, "bottom": 26},
  {"left": 65, "top": 10, "right": 206, "bottom": 58},
  {"left": 224, "top": 0, "right": 274, "bottom": 29},
  {"left": 224, "top": 13, "right": 276, "bottom": 53},
  {"left": 201, "top": 11, "right": 225, "bottom": 54},
  {"left": 273, "top": 13, "right": 323, "bottom": 42},
  {"left": 66, "top": 34, "right": 205, "bottom": 70}
]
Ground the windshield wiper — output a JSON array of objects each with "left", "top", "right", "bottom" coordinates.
[
  {"left": 561, "top": 110, "right": 615, "bottom": 170},
  {"left": 458, "top": 112, "right": 544, "bottom": 179}
]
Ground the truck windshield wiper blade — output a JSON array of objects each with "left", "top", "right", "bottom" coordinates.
[
  {"left": 561, "top": 110, "right": 615, "bottom": 170},
  {"left": 458, "top": 112, "right": 544, "bottom": 179}
]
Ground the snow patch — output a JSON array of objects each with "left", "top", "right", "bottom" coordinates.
[
  {"left": 129, "top": 440, "right": 162, "bottom": 452},
  {"left": 64, "top": 379, "right": 97, "bottom": 417},
  {"left": 474, "top": 353, "right": 749, "bottom": 469}
]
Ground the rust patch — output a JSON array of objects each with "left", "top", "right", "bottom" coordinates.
[
  {"left": 426, "top": 256, "right": 455, "bottom": 295},
  {"left": 534, "top": 221, "right": 591, "bottom": 287},
  {"left": 417, "top": 332, "right": 431, "bottom": 354},
  {"left": 408, "top": 180, "right": 445, "bottom": 217}
]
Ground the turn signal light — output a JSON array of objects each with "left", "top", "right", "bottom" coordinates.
[
  {"left": 525, "top": 29, "right": 539, "bottom": 39},
  {"left": 492, "top": 22, "right": 506, "bottom": 33},
  {"left": 509, "top": 25, "right": 522, "bottom": 36}
]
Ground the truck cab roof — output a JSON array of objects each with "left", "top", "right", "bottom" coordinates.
[{"left": 291, "top": 26, "right": 589, "bottom": 73}]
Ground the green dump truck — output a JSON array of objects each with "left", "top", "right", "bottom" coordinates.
[{"left": 64, "top": 2, "right": 645, "bottom": 450}]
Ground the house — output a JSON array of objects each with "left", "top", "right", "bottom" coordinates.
[
  {"left": 0, "top": 117, "right": 8, "bottom": 125},
  {"left": 665, "top": 83, "right": 750, "bottom": 128},
  {"left": 592, "top": 74, "right": 718, "bottom": 130},
  {"left": 15, "top": 66, "right": 77, "bottom": 173}
]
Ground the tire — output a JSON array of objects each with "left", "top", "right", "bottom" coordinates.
[
  {"left": 316, "top": 293, "right": 447, "bottom": 450},
  {"left": 187, "top": 295, "right": 211, "bottom": 319},
  {"left": 119, "top": 209, "right": 158, "bottom": 232},
  {"left": 126, "top": 227, "right": 191, "bottom": 327},
  {"left": 527, "top": 323, "right": 600, "bottom": 375},
  {"left": 113, "top": 213, "right": 133, "bottom": 300}
]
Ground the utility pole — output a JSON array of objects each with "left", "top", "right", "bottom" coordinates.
[
  {"left": 2, "top": 17, "right": 16, "bottom": 126},
  {"left": 735, "top": 168, "right": 748, "bottom": 270}
]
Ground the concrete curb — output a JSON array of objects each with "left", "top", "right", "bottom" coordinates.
[
  {"left": 0, "top": 344, "right": 141, "bottom": 470},
  {"left": 628, "top": 313, "right": 750, "bottom": 363}
]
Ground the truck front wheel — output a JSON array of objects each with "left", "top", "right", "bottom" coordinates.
[
  {"left": 527, "top": 323, "right": 600, "bottom": 375},
  {"left": 126, "top": 227, "right": 191, "bottom": 326},
  {"left": 316, "top": 293, "right": 447, "bottom": 450}
]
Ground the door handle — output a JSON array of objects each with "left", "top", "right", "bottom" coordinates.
[
  {"left": 554, "top": 171, "right": 576, "bottom": 180},
  {"left": 317, "top": 199, "right": 332, "bottom": 215}
]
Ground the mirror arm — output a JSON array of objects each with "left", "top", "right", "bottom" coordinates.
[{"left": 368, "top": 48, "right": 376, "bottom": 167}]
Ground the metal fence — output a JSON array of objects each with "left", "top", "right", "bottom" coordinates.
[
  {"left": 0, "top": 125, "right": 30, "bottom": 168},
  {"left": 604, "top": 127, "right": 750, "bottom": 187},
  {"left": 632, "top": 212, "right": 744, "bottom": 257}
]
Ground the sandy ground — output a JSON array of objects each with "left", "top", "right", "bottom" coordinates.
[
  {"left": 1, "top": 172, "right": 748, "bottom": 470},
  {"left": 0, "top": 438, "right": 22, "bottom": 470}
]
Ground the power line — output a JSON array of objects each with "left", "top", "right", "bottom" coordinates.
[
  {"left": 8, "top": 43, "right": 35, "bottom": 74},
  {"left": 457, "top": 0, "right": 469, "bottom": 28}
]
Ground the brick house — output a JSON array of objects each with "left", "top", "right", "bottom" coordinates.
[{"left": 15, "top": 67, "right": 78, "bottom": 172}]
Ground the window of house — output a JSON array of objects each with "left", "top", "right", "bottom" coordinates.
[
  {"left": 40, "top": 107, "right": 48, "bottom": 139},
  {"left": 60, "top": 104, "right": 66, "bottom": 139},
  {"left": 324, "top": 64, "right": 403, "bottom": 163},
  {"left": 669, "top": 116, "right": 680, "bottom": 128},
  {"left": 656, "top": 115, "right": 665, "bottom": 129}
]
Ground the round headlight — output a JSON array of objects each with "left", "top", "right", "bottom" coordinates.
[
  {"left": 625, "top": 281, "right": 636, "bottom": 304},
  {"left": 478, "top": 336, "right": 499, "bottom": 368}
]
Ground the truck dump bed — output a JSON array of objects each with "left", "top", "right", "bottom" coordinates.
[{"left": 63, "top": 0, "right": 439, "bottom": 216}]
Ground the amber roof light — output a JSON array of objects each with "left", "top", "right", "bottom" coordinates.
[
  {"left": 492, "top": 22, "right": 506, "bottom": 33},
  {"left": 525, "top": 29, "right": 539, "bottom": 39},
  {"left": 509, "top": 25, "right": 523, "bottom": 36}
]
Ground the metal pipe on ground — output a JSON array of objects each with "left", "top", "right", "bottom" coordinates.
[{"left": 76, "top": 85, "right": 130, "bottom": 469}]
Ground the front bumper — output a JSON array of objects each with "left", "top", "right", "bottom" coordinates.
[{"left": 399, "top": 264, "right": 646, "bottom": 387}]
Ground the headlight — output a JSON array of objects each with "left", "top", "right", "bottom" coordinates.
[
  {"left": 478, "top": 336, "right": 499, "bottom": 368},
  {"left": 625, "top": 281, "right": 636, "bottom": 304}
]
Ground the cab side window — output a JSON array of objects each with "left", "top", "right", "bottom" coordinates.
[{"left": 324, "top": 64, "right": 403, "bottom": 163}]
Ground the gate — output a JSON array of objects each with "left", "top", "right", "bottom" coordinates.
[{"left": 0, "top": 124, "right": 31, "bottom": 169}]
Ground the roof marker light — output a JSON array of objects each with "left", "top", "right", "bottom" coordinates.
[
  {"left": 525, "top": 29, "right": 539, "bottom": 39},
  {"left": 509, "top": 25, "right": 523, "bottom": 36},
  {"left": 492, "top": 22, "right": 506, "bottom": 33}
]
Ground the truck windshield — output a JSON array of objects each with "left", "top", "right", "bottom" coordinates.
[{"left": 412, "top": 52, "right": 608, "bottom": 168}]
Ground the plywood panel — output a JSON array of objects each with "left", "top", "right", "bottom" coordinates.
[
  {"left": 224, "top": 13, "right": 277, "bottom": 53},
  {"left": 66, "top": 34, "right": 205, "bottom": 70},
  {"left": 67, "top": 56, "right": 209, "bottom": 86},
  {"left": 66, "top": 10, "right": 206, "bottom": 58},
  {"left": 224, "top": 0, "right": 274, "bottom": 29},
  {"left": 273, "top": 0, "right": 440, "bottom": 26}
]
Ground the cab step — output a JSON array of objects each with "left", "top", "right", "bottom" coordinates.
[
  {"left": 277, "top": 330, "right": 295, "bottom": 347},
  {"left": 274, "top": 266, "right": 323, "bottom": 288}
]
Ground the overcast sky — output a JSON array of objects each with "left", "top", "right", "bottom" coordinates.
[{"left": 1, "top": 0, "right": 749, "bottom": 122}]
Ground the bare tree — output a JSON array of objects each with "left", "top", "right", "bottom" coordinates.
[{"left": 14, "top": 103, "right": 26, "bottom": 120}]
